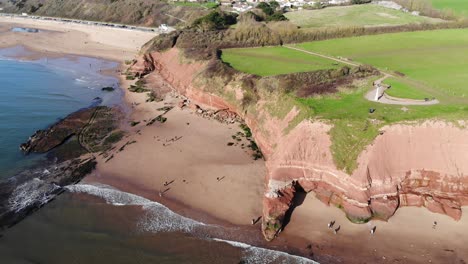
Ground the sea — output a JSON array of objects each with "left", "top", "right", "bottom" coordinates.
[{"left": 0, "top": 44, "right": 316, "bottom": 263}]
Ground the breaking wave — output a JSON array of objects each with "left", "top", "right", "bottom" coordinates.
[
  {"left": 65, "top": 183, "right": 317, "bottom": 264},
  {"left": 213, "top": 238, "right": 317, "bottom": 264},
  {"left": 8, "top": 178, "right": 60, "bottom": 213},
  {"left": 65, "top": 184, "right": 205, "bottom": 233}
]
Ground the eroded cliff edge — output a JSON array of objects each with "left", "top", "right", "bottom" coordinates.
[{"left": 130, "top": 47, "right": 468, "bottom": 241}]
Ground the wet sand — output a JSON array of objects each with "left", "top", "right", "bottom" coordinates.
[
  {"left": 91, "top": 68, "right": 468, "bottom": 263},
  {"left": 0, "top": 192, "right": 247, "bottom": 264}
]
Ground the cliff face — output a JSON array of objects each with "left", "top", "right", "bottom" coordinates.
[
  {"left": 0, "top": 0, "right": 209, "bottom": 27},
  {"left": 132, "top": 48, "right": 468, "bottom": 241}
]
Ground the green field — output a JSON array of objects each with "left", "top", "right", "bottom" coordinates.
[
  {"left": 296, "top": 28, "right": 468, "bottom": 103},
  {"left": 431, "top": 0, "right": 468, "bottom": 17},
  {"left": 284, "top": 4, "right": 443, "bottom": 28},
  {"left": 222, "top": 28, "right": 468, "bottom": 173},
  {"left": 294, "top": 79, "right": 466, "bottom": 172},
  {"left": 221, "top": 46, "right": 342, "bottom": 76},
  {"left": 384, "top": 78, "right": 431, "bottom": 100}
]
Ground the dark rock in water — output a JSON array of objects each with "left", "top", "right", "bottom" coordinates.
[
  {"left": 0, "top": 157, "right": 96, "bottom": 230},
  {"left": 20, "top": 106, "right": 122, "bottom": 154},
  {"left": 91, "top": 97, "right": 103, "bottom": 106},
  {"left": 3, "top": 106, "right": 124, "bottom": 231},
  {"left": 20, "top": 107, "right": 95, "bottom": 153},
  {"left": 46, "top": 135, "right": 87, "bottom": 162},
  {"left": 101, "top": 86, "right": 115, "bottom": 92}
]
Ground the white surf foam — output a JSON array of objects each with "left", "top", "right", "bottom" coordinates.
[
  {"left": 213, "top": 238, "right": 317, "bottom": 264},
  {"left": 66, "top": 184, "right": 318, "bottom": 263},
  {"left": 65, "top": 184, "right": 205, "bottom": 233},
  {"left": 8, "top": 178, "right": 60, "bottom": 213}
]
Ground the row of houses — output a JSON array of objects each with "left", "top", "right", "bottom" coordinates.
[{"left": 168, "top": 0, "right": 351, "bottom": 13}]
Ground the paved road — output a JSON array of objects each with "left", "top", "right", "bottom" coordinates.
[{"left": 284, "top": 45, "right": 439, "bottom": 106}]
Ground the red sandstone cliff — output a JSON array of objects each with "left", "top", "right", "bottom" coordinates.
[{"left": 131, "top": 48, "right": 468, "bottom": 241}]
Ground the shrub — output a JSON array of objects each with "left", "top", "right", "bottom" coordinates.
[
  {"left": 257, "top": 2, "right": 274, "bottom": 16},
  {"left": 351, "top": 0, "right": 371, "bottom": 4},
  {"left": 192, "top": 11, "right": 237, "bottom": 31},
  {"left": 268, "top": 12, "right": 287, "bottom": 22}
]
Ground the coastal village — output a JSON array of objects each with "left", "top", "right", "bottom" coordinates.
[
  {"left": 168, "top": 0, "right": 417, "bottom": 15},
  {"left": 178, "top": 0, "right": 352, "bottom": 13}
]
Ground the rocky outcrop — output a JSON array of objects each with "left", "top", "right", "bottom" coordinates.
[
  {"left": 21, "top": 106, "right": 121, "bottom": 155},
  {"left": 131, "top": 48, "right": 468, "bottom": 242},
  {"left": 0, "top": 157, "right": 97, "bottom": 230},
  {"left": 1, "top": 106, "right": 123, "bottom": 231},
  {"left": 20, "top": 107, "right": 95, "bottom": 153}
]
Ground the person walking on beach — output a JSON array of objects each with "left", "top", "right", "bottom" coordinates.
[{"left": 334, "top": 225, "right": 341, "bottom": 234}]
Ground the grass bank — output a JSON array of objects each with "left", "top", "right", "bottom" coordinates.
[
  {"left": 294, "top": 78, "right": 467, "bottom": 173},
  {"left": 430, "top": 0, "right": 468, "bottom": 17},
  {"left": 220, "top": 28, "right": 468, "bottom": 173},
  {"left": 295, "top": 28, "right": 468, "bottom": 104},
  {"left": 285, "top": 4, "right": 443, "bottom": 29},
  {"left": 221, "top": 46, "right": 342, "bottom": 76}
]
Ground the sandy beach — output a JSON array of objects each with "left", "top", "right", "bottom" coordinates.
[
  {"left": 2, "top": 16, "right": 468, "bottom": 263},
  {"left": 0, "top": 15, "right": 156, "bottom": 61}
]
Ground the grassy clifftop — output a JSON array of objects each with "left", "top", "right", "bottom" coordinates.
[
  {"left": 0, "top": 0, "right": 209, "bottom": 26},
  {"left": 145, "top": 20, "right": 468, "bottom": 173},
  {"left": 220, "top": 28, "right": 468, "bottom": 172}
]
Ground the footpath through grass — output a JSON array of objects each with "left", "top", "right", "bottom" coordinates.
[
  {"left": 285, "top": 4, "right": 442, "bottom": 28},
  {"left": 223, "top": 28, "right": 468, "bottom": 173},
  {"left": 221, "top": 46, "right": 342, "bottom": 76},
  {"left": 293, "top": 78, "right": 467, "bottom": 173},
  {"left": 384, "top": 78, "right": 431, "bottom": 100},
  {"left": 295, "top": 28, "right": 468, "bottom": 103}
]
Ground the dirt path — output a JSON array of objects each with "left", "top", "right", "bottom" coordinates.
[
  {"left": 164, "top": 13, "right": 187, "bottom": 23},
  {"left": 284, "top": 45, "right": 360, "bottom": 67},
  {"left": 284, "top": 46, "right": 440, "bottom": 106},
  {"left": 365, "top": 73, "right": 440, "bottom": 105}
]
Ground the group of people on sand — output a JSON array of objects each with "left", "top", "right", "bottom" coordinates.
[
  {"left": 327, "top": 220, "right": 377, "bottom": 235},
  {"left": 325, "top": 220, "right": 439, "bottom": 235}
]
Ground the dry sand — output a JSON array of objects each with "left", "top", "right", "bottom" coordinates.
[
  {"left": 282, "top": 194, "right": 468, "bottom": 263},
  {"left": 89, "top": 71, "right": 266, "bottom": 226},
  {"left": 0, "top": 16, "right": 156, "bottom": 61},
  {"left": 2, "top": 17, "right": 467, "bottom": 263},
  {"left": 94, "top": 69, "right": 468, "bottom": 263}
]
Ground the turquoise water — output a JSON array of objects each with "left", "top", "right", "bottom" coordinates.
[{"left": 0, "top": 48, "right": 122, "bottom": 178}]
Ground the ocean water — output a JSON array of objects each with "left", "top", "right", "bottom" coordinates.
[
  {"left": 0, "top": 184, "right": 316, "bottom": 264},
  {"left": 0, "top": 47, "right": 122, "bottom": 178},
  {"left": 0, "top": 47, "right": 316, "bottom": 263}
]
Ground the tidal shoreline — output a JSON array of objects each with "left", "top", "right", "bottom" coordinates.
[
  {"left": 2, "top": 15, "right": 468, "bottom": 264},
  {"left": 0, "top": 16, "right": 320, "bottom": 262}
]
